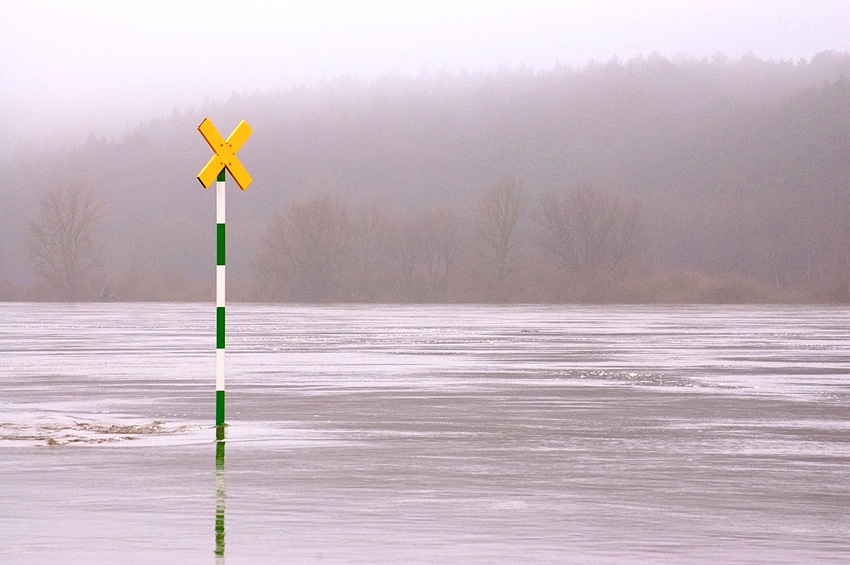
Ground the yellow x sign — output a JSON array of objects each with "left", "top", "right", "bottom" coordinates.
[{"left": 197, "top": 118, "right": 253, "bottom": 190}]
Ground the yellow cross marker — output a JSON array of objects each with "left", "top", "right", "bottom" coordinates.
[{"left": 197, "top": 118, "right": 253, "bottom": 190}]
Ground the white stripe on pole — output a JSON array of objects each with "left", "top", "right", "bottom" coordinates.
[
  {"left": 217, "top": 265, "right": 226, "bottom": 307},
  {"left": 216, "top": 349, "right": 225, "bottom": 391},
  {"left": 216, "top": 180, "right": 226, "bottom": 223}
]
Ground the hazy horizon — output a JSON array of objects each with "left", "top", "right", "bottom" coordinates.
[{"left": 3, "top": 0, "right": 849, "bottom": 154}]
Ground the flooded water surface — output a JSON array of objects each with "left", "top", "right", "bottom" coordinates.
[{"left": 1, "top": 303, "right": 848, "bottom": 563}]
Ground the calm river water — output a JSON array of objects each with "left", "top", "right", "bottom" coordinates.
[{"left": 1, "top": 303, "right": 848, "bottom": 564}]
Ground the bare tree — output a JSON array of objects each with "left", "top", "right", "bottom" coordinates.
[
  {"left": 28, "top": 184, "right": 104, "bottom": 300},
  {"left": 418, "top": 206, "right": 465, "bottom": 301},
  {"left": 387, "top": 206, "right": 465, "bottom": 301},
  {"left": 537, "top": 187, "right": 643, "bottom": 301},
  {"left": 389, "top": 217, "right": 423, "bottom": 301},
  {"left": 475, "top": 176, "right": 527, "bottom": 299},
  {"left": 351, "top": 205, "right": 395, "bottom": 301},
  {"left": 254, "top": 194, "right": 357, "bottom": 301}
]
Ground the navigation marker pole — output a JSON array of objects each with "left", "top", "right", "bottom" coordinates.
[
  {"left": 216, "top": 169, "right": 226, "bottom": 439},
  {"left": 197, "top": 118, "right": 253, "bottom": 441}
]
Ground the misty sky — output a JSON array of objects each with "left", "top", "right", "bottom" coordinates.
[{"left": 3, "top": 0, "right": 849, "bottom": 150}]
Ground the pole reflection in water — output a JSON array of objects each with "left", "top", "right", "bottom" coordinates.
[{"left": 215, "top": 438, "right": 226, "bottom": 563}]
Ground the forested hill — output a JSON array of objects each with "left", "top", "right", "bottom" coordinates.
[{"left": 1, "top": 52, "right": 848, "bottom": 302}]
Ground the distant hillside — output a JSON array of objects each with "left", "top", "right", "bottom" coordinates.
[{"left": 1, "top": 52, "right": 848, "bottom": 302}]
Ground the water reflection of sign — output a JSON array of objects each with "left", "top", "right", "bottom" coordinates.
[{"left": 215, "top": 440, "right": 226, "bottom": 561}]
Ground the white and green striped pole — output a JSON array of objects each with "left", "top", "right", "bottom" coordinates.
[
  {"left": 216, "top": 169, "right": 226, "bottom": 439},
  {"left": 197, "top": 118, "right": 253, "bottom": 441}
]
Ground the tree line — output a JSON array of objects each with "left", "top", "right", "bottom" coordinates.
[
  {"left": 2, "top": 52, "right": 848, "bottom": 302},
  {"left": 24, "top": 178, "right": 810, "bottom": 303}
]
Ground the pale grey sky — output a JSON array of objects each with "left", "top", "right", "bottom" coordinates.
[{"left": 2, "top": 0, "right": 849, "bottom": 150}]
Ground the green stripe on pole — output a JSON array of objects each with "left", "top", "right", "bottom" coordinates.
[
  {"left": 217, "top": 169, "right": 226, "bottom": 182},
  {"left": 217, "top": 224, "right": 226, "bottom": 265},
  {"left": 216, "top": 390, "right": 226, "bottom": 427},
  {"left": 217, "top": 307, "right": 225, "bottom": 348}
]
